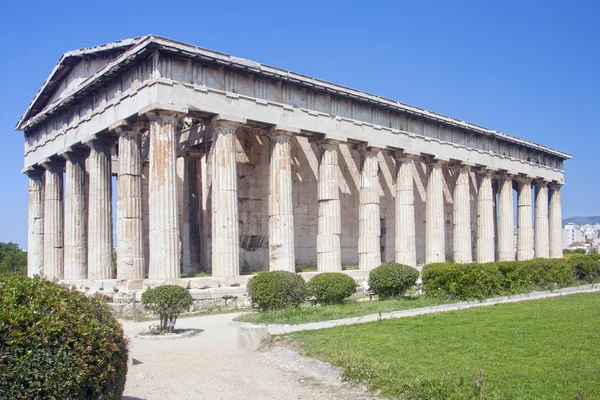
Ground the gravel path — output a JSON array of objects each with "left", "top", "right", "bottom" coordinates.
[{"left": 121, "top": 313, "right": 381, "bottom": 400}]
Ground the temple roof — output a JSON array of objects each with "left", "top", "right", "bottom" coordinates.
[{"left": 16, "top": 35, "right": 571, "bottom": 160}]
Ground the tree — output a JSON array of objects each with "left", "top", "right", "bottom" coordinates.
[{"left": 0, "top": 242, "right": 26, "bottom": 275}]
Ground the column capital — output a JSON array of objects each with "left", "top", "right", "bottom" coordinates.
[
  {"left": 392, "top": 150, "right": 420, "bottom": 162},
  {"left": 40, "top": 157, "right": 65, "bottom": 172},
  {"left": 423, "top": 155, "right": 449, "bottom": 166},
  {"left": 472, "top": 166, "right": 496, "bottom": 176},
  {"left": 23, "top": 164, "right": 45, "bottom": 178},
  {"left": 138, "top": 103, "right": 188, "bottom": 122},
  {"left": 448, "top": 162, "right": 473, "bottom": 173},
  {"left": 267, "top": 128, "right": 295, "bottom": 141},
  {"left": 515, "top": 174, "right": 534, "bottom": 184},
  {"left": 495, "top": 170, "right": 516, "bottom": 181},
  {"left": 59, "top": 146, "right": 90, "bottom": 161},
  {"left": 549, "top": 182, "right": 563, "bottom": 190},
  {"left": 210, "top": 114, "right": 246, "bottom": 130},
  {"left": 533, "top": 178, "right": 549, "bottom": 188},
  {"left": 83, "top": 135, "right": 117, "bottom": 151},
  {"left": 356, "top": 143, "right": 382, "bottom": 154},
  {"left": 109, "top": 119, "right": 149, "bottom": 135},
  {"left": 315, "top": 139, "right": 342, "bottom": 149}
]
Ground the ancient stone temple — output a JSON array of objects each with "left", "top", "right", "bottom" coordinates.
[{"left": 18, "top": 35, "right": 570, "bottom": 281}]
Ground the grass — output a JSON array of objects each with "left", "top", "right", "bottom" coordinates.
[
  {"left": 234, "top": 296, "right": 454, "bottom": 324},
  {"left": 289, "top": 292, "right": 600, "bottom": 399}
]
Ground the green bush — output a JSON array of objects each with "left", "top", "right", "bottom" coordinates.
[
  {"left": 422, "top": 256, "right": 600, "bottom": 300},
  {"left": 141, "top": 285, "right": 194, "bottom": 332},
  {"left": 307, "top": 272, "right": 356, "bottom": 304},
  {"left": 0, "top": 275, "right": 128, "bottom": 400},
  {"left": 248, "top": 270, "right": 307, "bottom": 311},
  {"left": 369, "top": 263, "right": 419, "bottom": 299}
]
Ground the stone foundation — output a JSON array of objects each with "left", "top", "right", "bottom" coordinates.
[{"left": 64, "top": 270, "right": 370, "bottom": 319}]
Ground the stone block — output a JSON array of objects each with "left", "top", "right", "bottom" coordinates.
[
  {"left": 188, "top": 277, "right": 220, "bottom": 289},
  {"left": 117, "top": 279, "right": 144, "bottom": 292},
  {"left": 237, "top": 325, "right": 269, "bottom": 351},
  {"left": 188, "top": 289, "right": 212, "bottom": 300},
  {"left": 219, "top": 275, "right": 251, "bottom": 287}
]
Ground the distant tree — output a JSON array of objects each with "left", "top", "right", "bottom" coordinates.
[{"left": 0, "top": 242, "right": 27, "bottom": 275}]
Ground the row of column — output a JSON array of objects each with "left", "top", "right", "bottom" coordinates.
[{"left": 27, "top": 114, "right": 565, "bottom": 280}]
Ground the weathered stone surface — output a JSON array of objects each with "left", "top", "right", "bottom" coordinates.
[
  {"left": 25, "top": 167, "right": 44, "bottom": 277},
  {"left": 42, "top": 159, "right": 65, "bottom": 280},
  {"left": 395, "top": 154, "right": 417, "bottom": 267},
  {"left": 517, "top": 177, "right": 534, "bottom": 261},
  {"left": 268, "top": 130, "right": 295, "bottom": 272},
  {"left": 549, "top": 184, "right": 563, "bottom": 259},
  {"left": 426, "top": 161, "right": 445, "bottom": 264},
  {"left": 317, "top": 141, "right": 342, "bottom": 271},
  {"left": 358, "top": 149, "right": 380, "bottom": 270},
  {"left": 182, "top": 152, "right": 202, "bottom": 274},
  {"left": 477, "top": 171, "right": 495, "bottom": 263},
  {"left": 535, "top": 181, "right": 550, "bottom": 258},
  {"left": 453, "top": 166, "right": 472, "bottom": 263},
  {"left": 63, "top": 151, "right": 88, "bottom": 280},
  {"left": 147, "top": 111, "right": 181, "bottom": 279},
  {"left": 86, "top": 138, "right": 114, "bottom": 280},
  {"left": 497, "top": 175, "right": 515, "bottom": 262},
  {"left": 237, "top": 326, "right": 269, "bottom": 351}
]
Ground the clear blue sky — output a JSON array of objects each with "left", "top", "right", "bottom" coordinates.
[{"left": 1, "top": 0, "right": 598, "bottom": 249}]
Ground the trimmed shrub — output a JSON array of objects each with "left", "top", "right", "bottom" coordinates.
[
  {"left": 0, "top": 275, "right": 128, "bottom": 400},
  {"left": 142, "top": 285, "right": 194, "bottom": 332},
  {"left": 248, "top": 271, "right": 307, "bottom": 311},
  {"left": 369, "top": 263, "right": 419, "bottom": 299},
  {"left": 422, "top": 256, "right": 600, "bottom": 300},
  {"left": 307, "top": 272, "right": 356, "bottom": 304}
]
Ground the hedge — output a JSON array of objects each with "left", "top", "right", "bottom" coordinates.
[
  {"left": 307, "top": 272, "right": 356, "bottom": 304},
  {"left": 142, "top": 285, "right": 194, "bottom": 332},
  {"left": 422, "top": 256, "right": 600, "bottom": 300},
  {"left": 369, "top": 263, "right": 419, "bottom": 299},
  {"left": 247, "top": 270, "right": 307, "bottom": 311},
  {"left": 0, "top": 275, "right": 129, "bottom": 399}
]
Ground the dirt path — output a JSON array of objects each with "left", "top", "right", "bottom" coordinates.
[{"left": 121, "top": 313, "right": 380, "bottom": 400}]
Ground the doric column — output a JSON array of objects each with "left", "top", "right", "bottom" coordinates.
[
  {"left": 476, "top": 170, "right": 495, "bottom": 263},
  {"left": 86, "top": 137, "right": 114, "bottom": 280},
  {"left": 516, "top": 177, "right": 534, "bottom": 261},
  {"left": 25, "top": 166, "right": 44, "bottom": 277},
  {"left": 147, "top": 111, "right": 183, "bottom": 279},
  {"left": 425, "top": 159, "right": 446, "bottom": 264},
  {"left": 41, "top": 158, "right": 65, "bottom": 280},
  {"left": 114, "top": 123, "right": 145, "bottom": 279},
  {"left": 497, "top": 174, "right": 515, "bottom": 261},
  {"left": 358, "top": 147, "right": 381, "bottom": 271},
  {"left": 211, "top": 116, "right": 245, "bottom": 278},
  {"left": 62, "top": 150, "right": 88, "bottom": 280},
  {"left": 549, "top": 184, "right": 563, "bottom": 259},
  {"left": 534, "top": 180, "right": 550, "bottom": 259},
  {"left": 268, "top": 129, "right": 296, "bottom": 272},
  {"left": 394, "top": 153, "right": 417, "bottom": 267},
  {"left": 452, "top": 165, "right": 472, "bottom": 263},
  {"left": 181, "top": 150, "right": 202, "bottom": 275},
  {"left": 317, "top": 140, "right": 342, "bottom": 272}
]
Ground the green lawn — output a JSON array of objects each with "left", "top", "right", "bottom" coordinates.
[
  {"left": 234, "top": 296, "right": 453, "bottom": 324},
  {"left": 289, "top": 293, "right": 600, "bottom": 399}
]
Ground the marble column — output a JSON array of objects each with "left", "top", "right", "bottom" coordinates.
[
  {"left": 358, "top": 148, "right": 381, "bottom": 271},
  {"left": 25, "top": 166, "right": 44, "bottom": 277},
  {"left": 147, "top": 111, "right": 182, "bottom": 279},
  {"left": 476, "top": 170, "right": 495, "bottom": 263},
  {"left": 116, "top": 126, "right": 145, "bottom": 279},
  {"left": 317, "top": 140, "right": 342, "bottom": 272},
  {"left": 516, "top": 177, "right": 534, "bottom": 261},
  {"left": 394, "top": 153, "right": 417, "bottom": 267},
  {"left": 497, "top": 174, "right": 515, "bottom": 261},
  {"left": 426, "top": 160, "right": 446, "bottom": 264},
  {"left": 549, "top": 184, "right": 563, "bottom": 259},
  {"left": 211, "top": 117, "right": 244, "bottom": 278},
  {"left": 268, "top": 130, "right": 295, "bottom": 272},
  {"left": 453, "top": 166, "right": 472, "bottom": 263},
  {"left": 182, "top": 151, "right": 202, "bottom": 275},
  {"left": 534, "top": 181, "right": 550, "bottom": 259},
  {"left": 42, "top": 159, "right": 64, "bottom": 280},
  {"left": 86, "top": 138, "right": 114, "bottom": 280},
  {"left": 63, "top": 150, "right": 88, "bottom": 280}
]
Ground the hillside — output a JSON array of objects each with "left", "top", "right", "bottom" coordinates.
[{"left": 563, "top": 216, "right": 600, "bottom": 226}]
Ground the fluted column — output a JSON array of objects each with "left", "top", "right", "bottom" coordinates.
[
  {"left": 63, "top": 150, "right": 88, "bottom": 280},
  {"left": 394, "top": 153, "right": 417, "bottom": 267},
  {"left": 317, "top": 140, "right": 342, "bottom": 271},
  {"left": 147, "top": 111, "right": 182, "bottom": 279},
  {"left": 549, "top": 184, "right": 563, "bottom": 259},
  {"left": 358, "top": 147, "right": 381, "bottom": 270},
  {"left": 42, "top": 159, "right": 64, "bottom": 280},
  {"left": 453, "top": 166, "right": 472, "bottom": 263},
  {"left": 425, "top": 160, "right": 445, "bottom": 264},
  {"left": 476, "top": 170, "right": 495, "bottom": 263},
  {"left": 268, "top": 129, "right": 295, "bottom": 272},
  {"left": 116, "top": 125, "right": 145, "bottom": 279},
  {"left": 86, "top": 138, "right": 114, "bottom": 280},
  {"left": 25, "top": 166, "right": 44, "bottom": 277},
  {"left": 211, "top": 117, "right": 244, "bottom": 278},
  {"left": 516, "top": 177, "right": 534, "bottom": 261},
  {"left": 182, "top": 151, "right": 202, "bottom": 275},
  {"left": 497, "top": 174, "right": 515, "bottom": 261},
  {"left": 535, "top": 181, "right": 550, "bottom": 259}
]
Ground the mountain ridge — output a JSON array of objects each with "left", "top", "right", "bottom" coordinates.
[{"left": 563, "top": 216, "right": 600, "bottom": 226}]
